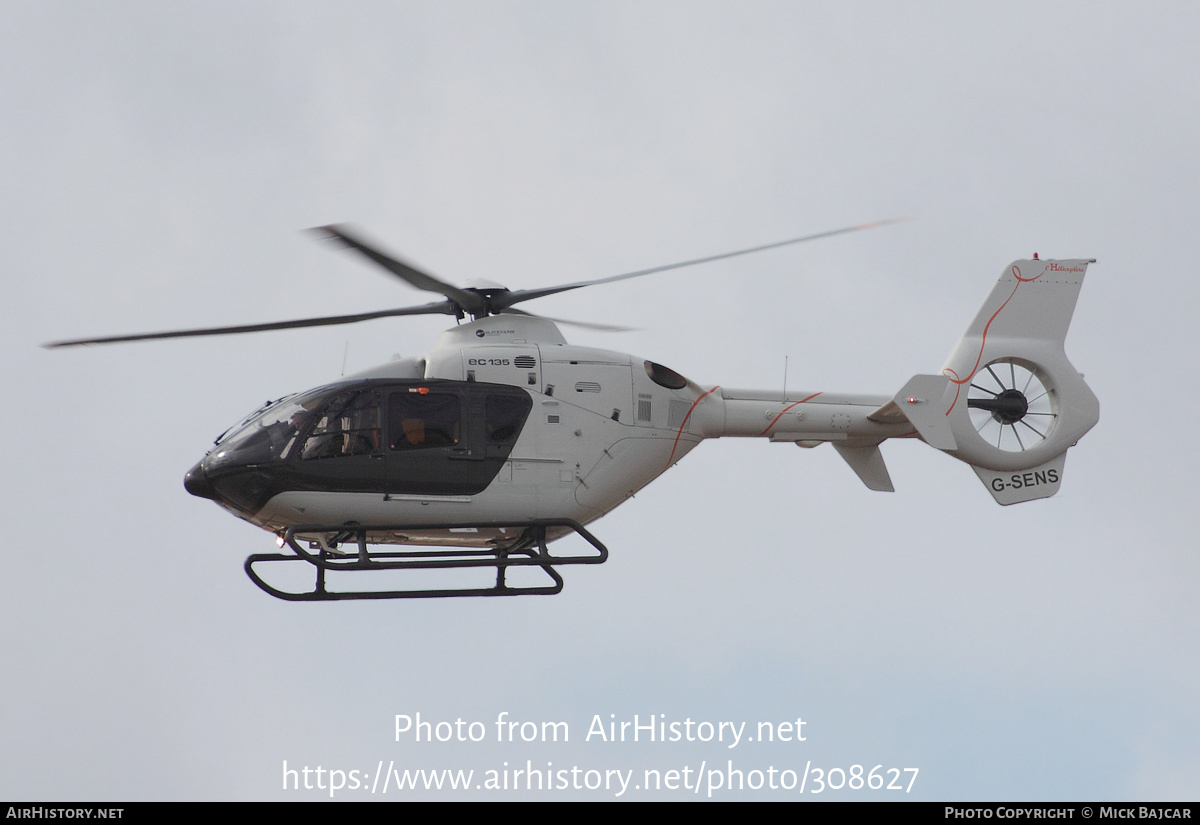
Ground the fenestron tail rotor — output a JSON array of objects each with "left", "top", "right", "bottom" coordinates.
[{"left": 966, "top": 359, "right": 1056, "bottom": 452}]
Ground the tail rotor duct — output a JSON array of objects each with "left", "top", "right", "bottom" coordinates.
[{"left": 966, "top": 358, "right": 1055, "bottom": 452}]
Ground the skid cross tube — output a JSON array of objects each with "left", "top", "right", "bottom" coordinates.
[{"left": 243, "top": 519, "right": 608, "bottom": 601}]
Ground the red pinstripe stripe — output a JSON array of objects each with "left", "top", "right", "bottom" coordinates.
[
  {"left": 942, "top": 263, "right": 1045, "bottom": 415},
  {"left": 756, "top": 392, "right": 823, "bottom": 437},
  {"left": 666, "top": 386, "right": 720, "bottom": 467}
]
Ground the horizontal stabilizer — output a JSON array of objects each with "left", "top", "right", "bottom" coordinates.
[
  {"left": 971, "top": 454, "right": 1065, "bottom": 505},
  {"left": 891, "top": 375, "right": 957, "bottom": 450},
  {"left": 832, "top": 443, "right": 894, "bottom": 492}
]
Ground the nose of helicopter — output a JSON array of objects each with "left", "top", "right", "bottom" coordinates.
[
  {"left": 183, "top": 453, "right": 279, "bottom": 516},
  {"left": 183, "top": 458, "right": 219, "bottom": 501}
]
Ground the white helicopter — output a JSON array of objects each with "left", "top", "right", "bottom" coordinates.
[{"left": 48, "top": 224, "right": 1099, "bottom": 601}]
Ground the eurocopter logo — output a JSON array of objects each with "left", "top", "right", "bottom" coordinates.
[{"left": 476, "top": 329, "right": 515, "bottom": 337}]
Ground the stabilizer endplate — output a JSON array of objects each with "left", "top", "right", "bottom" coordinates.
[
  {"left": 971, "top": 453, "right": 1066, "bottom": 505},
  {"left": 891, "top": 375, "right": 957, "bottom": 450}
]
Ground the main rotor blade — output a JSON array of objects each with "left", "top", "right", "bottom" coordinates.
[
  {"left": 311, "top": 224, "right": 484, "bottom": 315},
  {"left": 43, "top": 301, "right": 458, "bottom": 348},
  {"left": 497, "top": 307, "right": 635, "bottom": 332},
  {"left": 492, "top": 218, "right": 907, "bottom": 310}
]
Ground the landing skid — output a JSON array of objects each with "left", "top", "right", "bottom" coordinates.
[{"left": 243, "top": 519, "right": 608, "bottom": 601}]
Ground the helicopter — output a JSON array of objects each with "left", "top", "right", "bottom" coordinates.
[{"left": 47, "top": 223, "right": 1099, "bottom": 601}]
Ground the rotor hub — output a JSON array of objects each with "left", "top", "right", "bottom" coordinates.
[{"left": 989, "top": 388, "right": 1029, "bottom": 424}]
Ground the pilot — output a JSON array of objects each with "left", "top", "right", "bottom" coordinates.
[{"left": 394, "top": 418, "right": 426, "bottom": 449}]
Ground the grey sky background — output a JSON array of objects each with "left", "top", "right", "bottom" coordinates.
[{"left": 3, "top": 1, "right": 1197, "bottom": 800}]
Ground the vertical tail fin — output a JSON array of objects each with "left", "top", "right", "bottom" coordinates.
[{"left": 897, "top": 258, "right": 1099, "bottom": 504}]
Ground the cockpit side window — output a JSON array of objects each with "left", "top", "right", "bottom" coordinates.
[
  {"left": 484, "top": 393, "right": 531, "bottom": 443},
  {"left": 388, "top": 392, "right": 461, "bottom": 451},
  {"left": 301, "top": 389, "right": 382, "bottom": 460}
]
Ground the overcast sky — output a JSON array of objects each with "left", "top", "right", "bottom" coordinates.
[{"left": 4, "top": 1, "right": 1198, "bottom": 800}]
